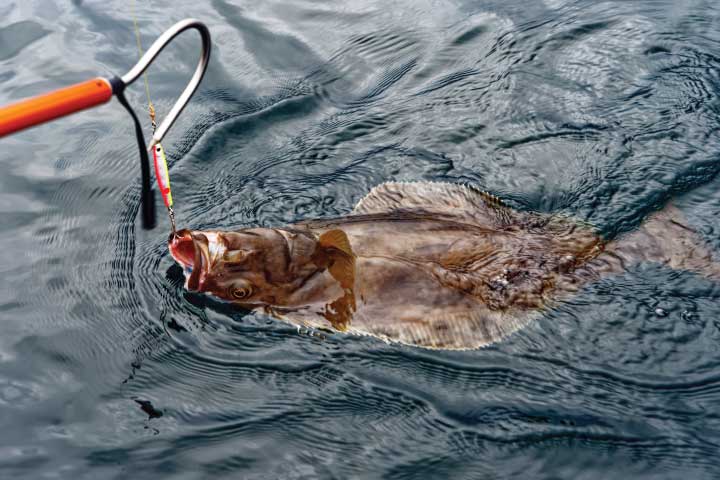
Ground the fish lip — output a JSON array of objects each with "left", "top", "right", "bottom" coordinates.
[
  {"left": 169, "top": 230, "right": 211, "bottom": 291},
  {"left": 187, "top": 233, "right": 211, "bottom": 291},
  {"left": 168, "top": 229, "right": 193, "bottom": 268}
]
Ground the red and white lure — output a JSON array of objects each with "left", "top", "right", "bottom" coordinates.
[{"left": 152, "top": 142, "right": 176, "bottom": 233}]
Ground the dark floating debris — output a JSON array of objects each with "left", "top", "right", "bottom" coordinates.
[
  {"left": 167, "top": 317, "right": 188, "bottom": 332},
  {"left": 134, "top": 399, "right": 164, "bottom": 420}
]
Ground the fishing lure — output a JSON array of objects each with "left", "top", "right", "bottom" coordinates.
[
  {"left": 152, "top": 142, "right": 177, "bottom": 233},
  {"left": 132, "top": 5, "right": 177, "bottom": 235},
  {"left": 0, "top": 19, "right": 211, "bottom": 230}
]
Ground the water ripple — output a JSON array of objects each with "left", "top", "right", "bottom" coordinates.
[{"left": 3, "top": 0, "right": 720, "bottom": 478}]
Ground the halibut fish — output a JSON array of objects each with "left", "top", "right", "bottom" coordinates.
[{"left": 168, "top": 182, "right": 719, "bottom": 349}]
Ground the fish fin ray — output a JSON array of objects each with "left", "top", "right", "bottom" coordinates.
[
  {"left": 328, "top": 255, "right": 356, "bottom": 290},
  {"left": 352, "top": 181, "right": 514, "bottom": 226},
  {"left": 319, "top": 229, "right": 354, "bottom": 257},
  {"left": 315, "top": 229, "right": 356, "bottom": 290},
  {"left": 352, "top": 307, "right": 538, "bottom": 350}
]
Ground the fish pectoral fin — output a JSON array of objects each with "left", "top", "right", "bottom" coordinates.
[
  {"left": 315, "top": 229, "right": 356, "bottom": 290},
  {"left": 328, "top": 255, "right": 355, "bottom": 290},
  {"left": 318, "top": 229, "right": 354, "bottom": 257}
]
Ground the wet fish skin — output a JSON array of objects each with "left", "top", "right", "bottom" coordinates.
[{"left": 168, "top": 182, "right": 717, "bottom": 350}]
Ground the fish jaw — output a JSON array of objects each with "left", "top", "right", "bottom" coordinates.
[{"left": 168, "top": 229, "right": 226, "bottom": 291}]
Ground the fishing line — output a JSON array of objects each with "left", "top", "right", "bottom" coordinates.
[
  {"left": 0, "top": 19, "right": 210, "bottom": 231},
  {"left": 131, "top": 0, "right": 177, "bottom": 235}
]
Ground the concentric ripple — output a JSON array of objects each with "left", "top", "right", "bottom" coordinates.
[{"left": 1, "top": 0, "right": 720, "bottom": 479}]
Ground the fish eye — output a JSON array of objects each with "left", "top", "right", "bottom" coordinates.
[{"left": 231, "top": 286, "right": 253, "bottom": 300}]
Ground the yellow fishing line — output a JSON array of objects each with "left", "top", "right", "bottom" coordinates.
[
  {"left": 131, "top": 0, "right": 155, "bottom": 124},
  {"left": 130, "top": 0, "right": 176, "bottom": 232}
]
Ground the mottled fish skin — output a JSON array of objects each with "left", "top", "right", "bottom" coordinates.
[{"left": 168, "top": 181, "right": 718, "bottom": 350}]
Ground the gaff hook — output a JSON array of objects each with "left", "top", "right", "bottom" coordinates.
[{"left": 0, "top": 18, "right": 212, "bottom": 230}]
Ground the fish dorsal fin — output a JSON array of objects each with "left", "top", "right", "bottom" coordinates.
[
  {"left": 353, "top": 181, "right": 512, "bottom": 226},
  {"left": 314, "top": 229, "right": 356, "bottom": 290}
]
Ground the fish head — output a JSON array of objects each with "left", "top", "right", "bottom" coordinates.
[{"left": 168, "top": 227, "right": 325, "bottom": 307}]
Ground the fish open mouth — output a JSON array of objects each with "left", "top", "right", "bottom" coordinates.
[{"left": 168, "top": 229, "right": 210, "bottom": 291}]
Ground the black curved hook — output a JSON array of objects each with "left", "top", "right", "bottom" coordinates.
[
  {"left": 115, "top": 19, "right": 211, "bottom": 229},
  {"left": 111, "top": 77, "right": 156, "bottom": 229}
]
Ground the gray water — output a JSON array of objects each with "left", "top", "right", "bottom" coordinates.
[{"left": 2, "top": 0, "right": 720, "bottom": 478}]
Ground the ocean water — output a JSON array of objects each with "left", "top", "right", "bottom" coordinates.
[{"left": 2, "top": 0, "right": 720, "bottom": 478}]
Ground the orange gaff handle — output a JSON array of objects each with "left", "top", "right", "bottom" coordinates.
[{"left": 0, "top": 77, "right": 113, "bottom": 137}]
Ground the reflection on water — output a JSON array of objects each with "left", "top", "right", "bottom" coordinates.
[{"left": 2, "top": 0, "right": 720, "bottom": 478}]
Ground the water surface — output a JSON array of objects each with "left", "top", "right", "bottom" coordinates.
[{"left": 1, "top": 0, "right": 720, "bottom": 478}]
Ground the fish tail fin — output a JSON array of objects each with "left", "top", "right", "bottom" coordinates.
[{"left": 607, "top": 203, "right": 720, "bottom": 280}]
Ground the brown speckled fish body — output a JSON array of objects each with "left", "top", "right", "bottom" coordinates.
[{"left": 168, "top": 182, "right": 718, "bottom": 350}]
